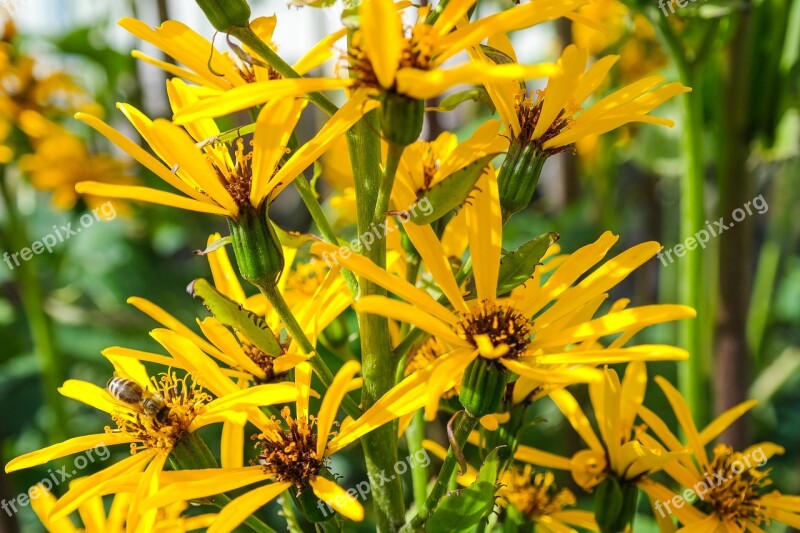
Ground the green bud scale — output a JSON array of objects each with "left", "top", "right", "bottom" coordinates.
[
  {"left": 228, "top": 204, "right": 285, "bottom": 287},
  {"left": 458, "top": 357, "right": 509, "bottom": 418},
  {"left": 380, "top": 91, "right": 424, "bottom": 147},
  {"left": 497, "top": 140, "right": 547, "bottom": 223}
]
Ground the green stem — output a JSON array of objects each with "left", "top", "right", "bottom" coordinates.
[
  {"left": 0, "top": 174, "right": 68, "bottom": 442},
  {"left": 346, "top": 121, "right": 407, "bottom": 530},
  {"left": 315, "top": 519, "right": 341, "bottom": 533},
  {"left": 406, "top": 410, "right": 429, "bottom": 516},
  {"left": 405, "top": 411, "right": 479, "bottom": 531},
  {"left": 653, "top": 12, "right": 708, "bottom": 426},
  {"left": 229, "top": 26, "right": 339, "bottom": 117},
  {"left": 293, "top": 175, "right": 358, "bottom": 295},
  {"left": 256, "top": 281, "right": 362, "bottom": 419}
]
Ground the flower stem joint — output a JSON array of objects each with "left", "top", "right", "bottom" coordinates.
[
  {"left": 458, "top": 357, "right": 510, "bottom": 418},
  {"left": 380, "top": 91, "right": 424, "bottom": 147},
  {"left": 194, "top": 0, "right": 251, "bottom": 32},
  {"left": 228, "top": 204, "right": 285, "bottom": 287},
  {"left": 497, "top": 141, "right": 547, "bottom": 223}
]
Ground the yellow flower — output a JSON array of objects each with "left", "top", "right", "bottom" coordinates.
[
  {"left": 74, "top": 82, "right": 377, "bottom": 219},
  {"left": 31, "top": 481, "right": 216, "bottom": 532},
  {"left": 514, "top": 363, "right": 684, "bottom": 491},
  {"left": 17, "top": 111, "right": 137, "bottom": 210},
  {"left": 3, "top": 355, "right": 297, "bottom": 532},
  {"left": 638, "top": 377, "right": 800, "bottom": 532},
  {"left": 313, "top": 167, "right": 694, "bottom": 419},
  {"left": 351, "top": 0, "right": 587, "bottom": 100},
  {"left": 481, "top": 44, "right": 690, "bottom": 154},
  {"left": 141, "top": 360, "right": 447, "bottom": 532},
  {"left": 120, "top": 15, "right": 345, "bottom": 91}
]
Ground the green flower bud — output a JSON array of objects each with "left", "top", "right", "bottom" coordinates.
[
  {"left": 194, "top": 0, "right": 251, "bottom": 32},
  {"left": 228, "top": 204, "right": 284, "bottom": 287},
  {"left": 497, "top": 140, "right": 547, "bottom": 223},
  {"left": 458, "top": 357, "right": 509, "bottom": 418},
  {"left": 380, "top": 91, "right": 424, "bottom": 146},
  {"left": 594, "top": 477, "right": 639, "bottom": 533}
]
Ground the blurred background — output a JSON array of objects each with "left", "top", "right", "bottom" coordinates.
[{"left": 0, "top": 0, "right": 798, "bottom": 531}]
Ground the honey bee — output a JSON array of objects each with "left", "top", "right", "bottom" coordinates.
[{"left": 106, "top": 377, "right": 169, "bottom": 421}]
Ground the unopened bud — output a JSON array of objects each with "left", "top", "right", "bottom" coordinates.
[
  {"left": 228, "top": 204, "right": 284, "bottom": 287},
  {"left": 458, "top": 357, "right": 509, "bottom": 418},
  {"left": 380, "top": 91, "right": 424, "bottom": 146},
  {"left": 497, "top": 140, "right": 547, "bottom": 223},
  {"left": 194, "top": 0, "right": 251, "bottom": 32}
]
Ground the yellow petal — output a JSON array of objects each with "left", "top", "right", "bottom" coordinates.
[
  {"left": 127, "top": 451, "right": 168, "bottom": 533},
  {"left": 295, "top": 362, "right": 313, "bottom": 420},
  {"left": 74, "top": 182, "right": 229, "bottom": 216},
  {"left": 549, "top": 388, "right": 603, "bottom": 452},
  {"left": 207, "top": 481, "right": 293, "bottom": 533},
  {"left": 310, "top": 476, "right": 365, "bottom": 521},
  {"left": 206, "top": 233, "right": 247, "bottom": 303},
  {"left": 49, "top": 451, "right": 155, "bottom": 520},
  {"left": 173, "top": 78, "right": 354, "bottom": 124},
  {"left": 514, "top": 445, "right": 572, "bottom": 471},
  {"left": 433, "top": 0, "right": 476, "bottom": 35},
  {"left": 354, "top": 296, "right": 465, "bottom": 347},
  {"left": 249, "top": 98, "right": 308, "bottom": 206},
  {"left": 311, "top": 241, "right": 457, "bottom": 325},
  {"left": 221, "top": 418, "right": 246, "bottom": 469},
  {"left": 533, "top": 45, "right": 587, "bottom": 141},
  {"left": 5, "top": 433, "right": 135, "bottom": 472},
  {"left": 132, "top": 50, "right": 212, "bottom": 87},
  {"left": 58, "top": 379, "right": 117, "bottom": 415},
  {"left": 361, "top": 0, "right": 402, "bottom": 89},
  {"left": 266, "top": 89, "right": 380, "bottom": 199},
  {"left": 201, "top": 383, "right": 299, "bottom": 417},
  {"left": 102, "top": 346, "right": 179, "bottom": 371},
  {"left": 198, "top": 317, "right": 266, "bottom": 379},
  {"left": 293, "top": 28, "right": 348, "bottom": 75},
  {"left": 529, "top": 345, "right": 688, "bottom": 364},
  {"left": 500, "top": 358, "right": 601, "bottom": 384},
  {"left": 146, "top": 466, "right": 268, "bottom": 509},
  {"left": 466, "top": 168, "right": 502, "bottom": 301},
  {"left": 697, "top": 400, "right": 758, "bottom": 447},
  {"left": 395, "top": 63, "right": 557, "bottom": 100},
  {"left": 127, "top": 297, "right": 225, "bottom": 360},
  {"left": 317, "top": 360, "right": 362, "bottom": 457},
  {"left": 30, "top": 485, "right": 78, "bottom": 533},
  {"left": 654, "top": 376, "right": 709, "bottom": 469}
]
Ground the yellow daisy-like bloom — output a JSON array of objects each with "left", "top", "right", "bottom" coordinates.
[
  {"left": 74, "top": 79, "right": 377, "bottom": 218},
  {"left": 120, "top": 15, "right": 344, "bottom": 91},
  {"left": 17, "top": 111, "right": 137, "bottom": 211},
  {"left": 141, "top": 360, "right": 451, "bottom": 532},
  {"left": 395, "top": 119, "right": 508, "bottom": 205},
  {"left": 313, "top": 169, "right": 694, "bottom": 419},
  {"left": 3, "top": 355, "right": 297, "bottom": 532},
  {"left": 514, "top": 363, "right": 684, "bottom": 492},
  {"left": 31, "top": 481, "right": 216, "bottom": 533},
  {"left": 481, "top": 44, "right": 690, "bottom": 155},
  {"left": 637, "top": 377, "right": 800, "bottom": 532},
  {"left": 351, "top": 0, "right": 592, "bottom": 100}
]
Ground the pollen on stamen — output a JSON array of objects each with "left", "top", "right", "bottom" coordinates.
[
  {"left": 456, "top": 300, "right": 532, "bottom": 360},
  {"left": 502, "top": 466, "right": 577, "bottom": 519}
]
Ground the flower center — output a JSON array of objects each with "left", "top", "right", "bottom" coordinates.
[
  {"left": 702, "top": 444, "right": 771, "bottom": 527},
  {"left": 456, "top": 301, "right": 531, "bottom": 359},
  {"left": 215, "top": 138, "right": 254, "bottom": 208},
  {"left": 109, "top": 373, "right": 210, "bottom": 454},
  {"left": 241, "top": 341, "right": 283, "bottom": 383},
  {"left": 502, "top": 467, "right": 576, "bottom": 519},
  {"left": 286, "top": 260, "right": 329, "bottom": 298},
  {"left": 254, "top": 407, "right": 326, "bottom": 488},
  {"left": 514, "top": 91, "right": 577, "bottom": 155}
]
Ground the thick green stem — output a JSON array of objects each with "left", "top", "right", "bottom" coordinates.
[
  {"left": 256, "top": 281, "right": 361, "bottom": 419},
  {"left": 406, "top": 410, "right": 429, "bottom": 516},
  {"left": 293, "top": 176, "right": 358, "bottom": 295},
  {"left": 0, "top": 174, "right": 68, "bottom": 442},
  {"left": 228, "top": 25, "right": 339, "bottom": 116},
  {"left": 346, "top": 120, "right": 407, "bottom": 531},
  {"left": 653, "top": 13, "right": 708, "bottom": 426},
  {"left": 405, "top": 411, "right": 479, "bottom": 531}
]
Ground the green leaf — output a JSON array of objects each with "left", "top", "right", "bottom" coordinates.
[
  {"left": 426, "top": 448, "right": 502, "bottom": 532},
  {"left": 409, "top": 153, "right": 501, "bottom": 225},
  {"left": 496, "top": 232, "right": 559, "bottom": 296},
  {"left": 188, "top": 279, "right": 282, "bottom": 355}
]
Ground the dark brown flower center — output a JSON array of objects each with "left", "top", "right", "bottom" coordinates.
[
  {"left": 254, "top": 408, "right": 325, "bottom": 488},
  {"left": 701, "top": 444, "right": 771, "bottom": 528},
  {"left": 456, "top": 301, "right": 531, "bottom": 359},
  {"left": 515, "top": 95, "right": 572, "bottom": 155}
]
